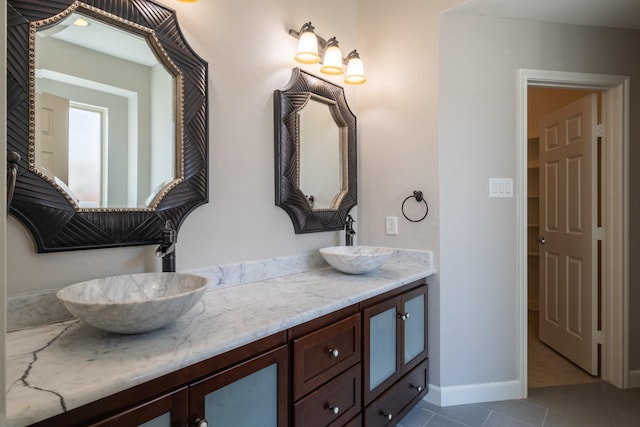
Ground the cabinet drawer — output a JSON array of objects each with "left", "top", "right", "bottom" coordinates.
[
  {"left": 294, "top": 363, "right": 361, "bottom": 427},
  {"left": 364, "top": 358, "right": 429, "bottom": 427},
  {"left": 293, "top": 313, "right": 361, "bottom": 399}
]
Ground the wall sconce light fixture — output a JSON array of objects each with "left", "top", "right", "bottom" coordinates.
[{"left": 289, "top": 22, "right": 366, "bottom": 85}]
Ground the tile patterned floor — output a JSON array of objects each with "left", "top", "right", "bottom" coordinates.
[{"left": 397, "top": 382, "right": 640, "bottom": 427}]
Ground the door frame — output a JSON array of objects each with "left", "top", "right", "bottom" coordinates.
[{"left": 517, "top": 69, "right": 630, "bottom": 397}]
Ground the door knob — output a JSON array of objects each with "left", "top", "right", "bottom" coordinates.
[{"left": 537, "top": 236, "right": 546, "bottom": 245}]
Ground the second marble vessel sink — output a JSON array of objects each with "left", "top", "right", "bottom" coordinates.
[
  {"left": 319, "top": 246, "right": 393, "bottom": 274},
  {"left": 57, "top": 272, "right": 208, "bottom": 334}
]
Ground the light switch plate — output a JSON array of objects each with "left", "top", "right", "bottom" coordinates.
[
  {"left": 489, "top": 178, "right": 513, "bottom": 198},
  {"left": 386, "top": 216, "right": 398, "bottom": 235}
]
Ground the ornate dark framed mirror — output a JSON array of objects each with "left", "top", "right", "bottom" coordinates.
[
  {"left": 274, "top": 68, "right": 357, "bottom": 233},
  {"left": 7, "top": 0, "right": 208, "bottom": 252}
]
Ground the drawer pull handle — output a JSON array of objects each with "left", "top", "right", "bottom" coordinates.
[
  {"left": 329, "top": 405, "right": 340, "bottom": 415},
  {"left": 380, "top": 410, "right": 393, "bottom": 421},
  {"left": 194, "top": 418, "right": 208, "bottom": 427},
  {"left": 410, "top": 384, "right": 423, "bottom": 393},
  {"left": 398, "top": 312, "right": 411, "bottom": 321},
  {"left": 329, "top": 348, "right": 340, "bottom": 358}
]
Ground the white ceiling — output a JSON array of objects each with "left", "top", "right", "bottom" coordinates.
[{"left": 449, "top": 0, "right": 640, "bottom": 31}]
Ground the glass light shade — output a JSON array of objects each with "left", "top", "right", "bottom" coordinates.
[
  {"left": 295, "top": 31, "right": 321, "bottom": 64},
  {"left": 321, "top": 44, "right": 344, "bottom": 75},
  {"left": 345, "top": 56, "right": 366, "bottom": 84}
]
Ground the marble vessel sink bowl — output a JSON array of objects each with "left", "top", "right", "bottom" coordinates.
[
  {"left": 319, "top": 246, "right": 393, "bottom": 274},
  {"left": 57, "top": 272, "right": 208, "bottom": 334}
]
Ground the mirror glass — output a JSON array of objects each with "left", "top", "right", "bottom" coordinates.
[
  {"left": 298, "top": 97, "right": 346, "bottom": 210},
  {"left": 32, "top": 12, "right": 179, "bottom": 209}
]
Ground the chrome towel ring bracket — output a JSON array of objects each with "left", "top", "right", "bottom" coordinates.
[{"left": 401, "top": 190, "right": 429, "bottom": 223}]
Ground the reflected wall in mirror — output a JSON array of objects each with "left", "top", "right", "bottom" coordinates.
[
  {"left": 7, "top": 0, "right": 208, "bottom": 252},
  {"left": 298, "top": 97, "right": 346, "bottom": 210},
  {"left": 274, "top": 68, "right": 357, "bottom": 233},
  {"left": 33, "top": 10, "right": 180, "bottom": 209}
]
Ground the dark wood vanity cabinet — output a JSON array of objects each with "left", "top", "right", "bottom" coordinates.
[
  {"left": 32, "top": 333, "right": 289, "bottom": 427},
  {"left": 30, "top": 280, "right": 428, "bottom": 427},
  {"left": 290, "top": 309, "right": 362, "bottom": 426},
  {"left": 89, "top": 387, "right": 189, "bottom": 426},
  {"left": 362, "top": 284, "right": 429, "bottom": 426},
  {"left": 189, "top": 345, "right": 289, "bottom": 427}
]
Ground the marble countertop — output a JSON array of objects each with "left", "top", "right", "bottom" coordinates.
[{"left": 6, "top": 249, "right": 435, "bottom": 426}]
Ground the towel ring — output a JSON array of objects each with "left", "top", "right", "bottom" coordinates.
[{"left": 402, "top": 190, "right": 429, "bottom": 223}]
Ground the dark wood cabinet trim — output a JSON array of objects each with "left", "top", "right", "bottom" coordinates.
[
  {"left": 30, "top": 332, "right": 287, "bottom": 427},
  {"left": 89, "top": 387, "right": 188, "bottom": 427},
  {"left": 364, "top": 358, "right": 429, "bottom": 427},
  {"left": 293, "top": 363, "right": 361, "bottom": 427},
  {"left": 190, "top": 344, "right": 289, "bottom": 427},
  {"left": 362, "top": 295, "right": 403, "bottom": 406},
  {"left": 359, "top": 279, "right": 427, "bottom": 310},
  {"left": 292, "top": 313, "right": 361, "bottom": 400},
  {"left": 400, "top": 286, "right": 429, "bottom": 374},
  {"left": 290, "top": 304, "right": 359, "bottom": 338}
]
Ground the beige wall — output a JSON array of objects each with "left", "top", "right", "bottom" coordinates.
[
  {"left": 6, "top": 0, "right": 360, "bottom": 295},
  {"left": 440, "top": 12, "right": 640, "bottom": 391},
  {"left": 357, "top": 0, "right": 464, "bottom": 387}
]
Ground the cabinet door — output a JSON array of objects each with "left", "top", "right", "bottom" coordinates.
[
  {"left": 90, "top": 387, "right": 188, "bottom": 427},
  {"left": 363, "top": 295, "right": 402, "bottom": 405},
  {"left": 189, "top": 345, "right": 288, "bottom": 427},
  {"left": 401, "top": 286, "right": 428, "bottom": 373}
]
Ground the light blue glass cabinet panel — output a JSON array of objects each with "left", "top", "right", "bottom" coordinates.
[
  {"left": 369, "top": 307, "right": 397, "bottom": 390},
  {"left": 205, "top": 363, "right": 278, "bottom": 427},
  {"left": 404, "top": 294, "right": 425, "bottom": 364},
  {"left": 139, "top": 412, "right": 170, "bottom": 427}
]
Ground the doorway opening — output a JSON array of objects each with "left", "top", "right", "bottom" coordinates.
[
  {"left": 517, "top": 70, "right": 629, "bottom": 398},
  {"left": 527, "top": 87, "right": 602, "bottom": 389}
]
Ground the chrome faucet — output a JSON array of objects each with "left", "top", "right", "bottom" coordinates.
[
  {"left": 156, "top": 220, "right": 176, "bottom": 272},
  {"left": 345, "top": 214, "right": 356, "bottom": 246}
]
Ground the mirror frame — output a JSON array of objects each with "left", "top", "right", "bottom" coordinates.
[
  {"left": 274, "top": 68, "right": 357, "bottom": 233},
  {"left": 7, "top": 0, "right": 208, "bottom": 252}
]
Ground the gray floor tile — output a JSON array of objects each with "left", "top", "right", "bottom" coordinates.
[
  {"left": 478, "top": 399, "right": 547, "bottom": 426},
  {"left": 401, "top": 381, "right": 640, "bottom": 427},
  {"left": 396, "top": 406, "right": 434, "bottom": 427},
  {"left": 483, "top": 411, "right": 539, "bottom": 427},
  {"left": 423, "top": 413, "right": 471, "bottom": 427},
  {"left": 417, "top": 401, "right": 490, "bottom": 427}
]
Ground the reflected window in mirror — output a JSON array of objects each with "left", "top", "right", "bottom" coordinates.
[{"left": 32, "top": 10, "right": 180, "bottom": 210}]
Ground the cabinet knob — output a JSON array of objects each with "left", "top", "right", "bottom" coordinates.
[
  {"left": 329, "top": 405, "right": 340, "bottom": 415},
  {"left": 194, "top": 419, "right": 208, "bottom": 427},
  {"left": 328, "top": 348, "right": 340, "bottom": 358},
  {"left": 398, "top": 312, "right": 410, "bottom": 321},
  {"left": 380, "top": 410, "right": 393, "bottom": 421},
  {"left": 410, "top": 383, "right": 423, "bottom": 393}
]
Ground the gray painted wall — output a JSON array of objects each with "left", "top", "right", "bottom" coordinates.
[{"left": 439, "top": 13, "right": 640, "bottom": 388}]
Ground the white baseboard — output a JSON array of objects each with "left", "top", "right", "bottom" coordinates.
[
  {"left": 628, "top": 370, "right": 640, "bottom": 388},
  {"left": 424, "top": 380, "right": 523, "bottom": 407}
]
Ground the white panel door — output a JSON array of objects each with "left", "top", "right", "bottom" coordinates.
[
  {"left": 538, "top": 94, "right": 598, "bottom": 375},
  {"left": 34, "top": 92, "right": 69, "bottom": 182}
]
